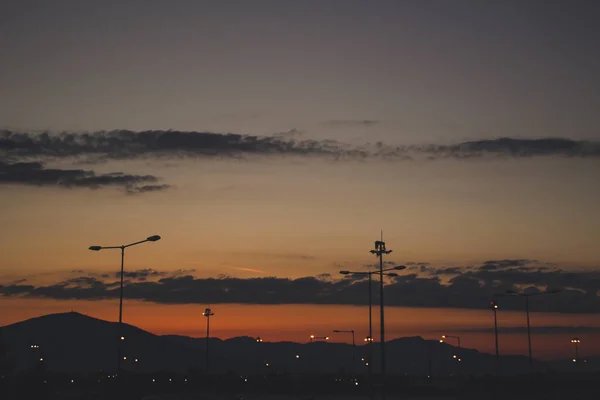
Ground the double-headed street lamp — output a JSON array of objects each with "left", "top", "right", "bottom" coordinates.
[
  {"left": 308, "top": 335, "right": 329, "bottom": 372},
  {"left": 333, "top": 329, "right": 356, "bottom": 374},
  {"left": 499, "top": 289, "right": 561, "bottom": 375},
  {"left": 89, "top": 234, "right": 161, "bottom": 377},
  {"left": 339, "top": 264, "right": 405, "bottom": 382},
  {"left": 439, "top": 334, "right": 461, "bottom": 348},
  {"left": 309, "top": 334, "right": 329, "bottom": 343},
  {"left": 256, "top": 336, "right": 269, "bottom": 370},
  {"left": 203, "top": 307, "right": 215, "bottom": 372},
  {"left": 440, "top": 335, "right": 462, "bottom": 374},
  {"left": 571, "top": 337, "right": 581, "bottom": 363}
]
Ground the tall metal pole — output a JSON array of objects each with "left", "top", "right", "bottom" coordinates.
[
  {"left": 571, "top": 338, "right": 581, "bottom": 364},
  {"left": 368, "top": 272, "right": 373, "bottom": 381},
  {"left": 88, "top": 235, "right": 161, "bottom": 380},
  {"left": 371, "top": 237, "right": 392, "bottom": 399},
  {"left": 493, "top": 305, "right": 499, "bottom": 400},
  {"left": 525, "top": 296, "right": 532, "bottom": 375},
  {"left": 378, "top": 248, "right": 385, "bottom": 378},
  {"left": 351, "top": 330, "right": 356, "bottom": 375},
  {"left": 117, "top": 246, "right": 125, "bottom": 378},
  {"left": 206, "top": 315, "right": 210, "bottom": 371},
  {"left": 204, "top": 308, "right": 214, "bottom": 372},
  {"left": 493, "top": 307, "right": 499, "bottom": 366}
]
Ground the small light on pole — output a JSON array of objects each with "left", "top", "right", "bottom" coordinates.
[{"left": 490, "top": 300, "right": 500, "bottom": 373}]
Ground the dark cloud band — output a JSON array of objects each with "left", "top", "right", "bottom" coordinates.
[
  {"left": 2, "top": 130, "right": 599, "bottom": 163},
  {"left": 0, "top": 161, "right": 169, "bottom": 194},
  {"left": 1, "top": 261, "right": 599, "bottom": 313}
]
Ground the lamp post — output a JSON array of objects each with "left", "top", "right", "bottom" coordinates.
[
  {"left": 439, "top": 335, "right": 461, "bottom": 349},
  {"left": 309, "top": 335, "right": 329, "bottom": 372},
  {"left": 499, "top": 289, "right": 561, "bottom": 375},
  {"left": 256, "top": 337, "right": 265, "bottom": 371},
  {"left": 440, "top": 335, "right": 462, "bottom": 375},
  {"left": 339, "top": 265, "right": 405, "bottom": 385},
  {"left": 489, "top": 301, "right": 500, "bottom": 372},
  {"left": 333, "top": 329, "right": 356, "bottom": 374},
  {"left": 89, "top": 234, "right": 161, "bottom": 378},
  {"left": 203, "top": 307, "right": 214, "bottom": 372},
  {"left": 571, "top": 337, "right": 581, "bottom": 363}
]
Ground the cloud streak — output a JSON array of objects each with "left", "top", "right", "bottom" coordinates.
[
  {"left": 0, "top": 161, "right": 169, "bottom": 194},
  {"left": 322, "top": 120, "right": 380, "bottom": 128},
  {"left": 1, "top": 261, "right": 599, "bottom": 313},
  {"left": 3, "top": 130, "right": 599, "bottom": 165}
]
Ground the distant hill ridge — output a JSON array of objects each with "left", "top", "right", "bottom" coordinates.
[{"left": 0, "top": 312, "right": 594, "bottom": 375}]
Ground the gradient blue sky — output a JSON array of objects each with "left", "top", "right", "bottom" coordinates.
[{"left": 1, "top": 0, "right": 599, "bottom": 357}]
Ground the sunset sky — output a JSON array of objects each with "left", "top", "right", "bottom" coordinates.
[{"left": 1, "top": 0, "right": 599, "bottom": 361}]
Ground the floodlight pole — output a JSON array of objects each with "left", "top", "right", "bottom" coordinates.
[{"left": 370, "top": 236, "right": 392, "bottom": 397}]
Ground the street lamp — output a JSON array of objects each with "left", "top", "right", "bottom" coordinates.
[
  {"left": 499, "top": 289, "right": 561, "bottom": 375},
  {"left": 203, "top": 307, "right": 214, "bottom": 372},
  {"left": 489, "top": 301, "right": 500, "bottom": 371},
  {"left": 571, "top": 337, "right": 581, "bottom": 363},
  {"left": 256, "top": 336, "right": 266, "bottom": 371},
  {"left": 88, "top": 234, "right": 161, "bottom": 377},
  {"left": 308, "top": 335, "right": 329, "bottom": 373},
  {"left": 309, "top": 335, "right": 329, "bottom": 342},
  {"left": 439, "top": 334, "right": 461, "bottom": 348},
  {"left": 440, "top": 335, "right": 462, "bottom": 376},
  {"left": 333, "top": 329, "right": 356, "bottom": 374},
  {"left": 339, "top": 264, "right": 405, "bottom": 384}
]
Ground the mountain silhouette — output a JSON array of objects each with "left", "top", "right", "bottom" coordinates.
[{"left": 1, "top": 312, "right": 595, "bottom": 376}]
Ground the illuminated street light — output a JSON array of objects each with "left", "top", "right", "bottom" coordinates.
[
  {"left": 489, "top": 301, "right": 500, "bottom": 373},
  {"left": 88, "top": 234, "right": 161, "bottom": 377},
  {"left": 440, "top": 335, "right": 461, "bottom": 348},
  {"left": 308, "top": 335, "right": 329, "bottom": 372},
  {"left": 571, "top": 337, "right": 581, "bottom": 363}
]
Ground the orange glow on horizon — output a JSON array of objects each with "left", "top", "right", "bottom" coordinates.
[{"left": 1, "top": 297, "right": 598, "bottom": 360}]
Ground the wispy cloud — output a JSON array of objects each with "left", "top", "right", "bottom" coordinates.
[
  {"left": 3, "top": 130, "right": 598, "bottom": 164},
  {"left": 321, "top": 120, "right": 380, "bottom": 128},
  {"left": 231, "top": 267, "right": 267, "bottom": 274},
  {"left": 0, "top": 161, "right": 169, "bottom": 194},
  {"left": 2, "top": 131, "right": 599, "bottom": 193}
]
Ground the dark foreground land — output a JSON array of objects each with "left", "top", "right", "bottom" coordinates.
[{"left": 1, "top": 372, "right": 599, "bottom": 400}]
